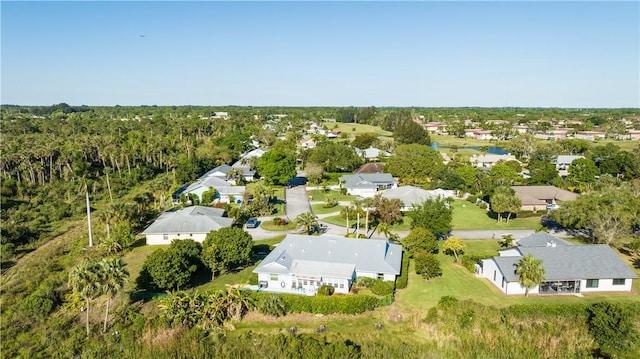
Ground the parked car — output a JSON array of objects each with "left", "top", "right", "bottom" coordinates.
[{"left": 246, "top": 217, "right": 259, "bottom": 228}]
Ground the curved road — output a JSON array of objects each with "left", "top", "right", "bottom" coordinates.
[{"left": 244, "top": 178, "right": 571, "bottom": 241}]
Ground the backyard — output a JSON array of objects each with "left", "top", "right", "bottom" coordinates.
[{"left": 451, "top": 199, "right": 543, "bottom": 230}]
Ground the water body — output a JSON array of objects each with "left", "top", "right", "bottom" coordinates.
[{"left": 431, "top": 142, "right": 509, "bottom": 155}]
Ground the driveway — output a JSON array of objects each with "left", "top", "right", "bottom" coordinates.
[{"left": 285, "top": 184, "right": 312, "bottom": 221}]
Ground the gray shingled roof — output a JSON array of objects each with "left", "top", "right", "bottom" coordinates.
[
  {"left": 339, "top": 174, "right": 395, "bottom": 189},
  {"left": 141, "top": 206, "right": 233, "bottom": 235},
  {"left": 519, "top": 245, "right": 638, "bottom": 281},
  {"left": 492, "top": 235, "right": 638, "bottom": 282},
  {"left": 254, "top": 234, "right": 402, "bottom": 277},
  {"left": 516, "top": 232, "right": 573, "bottom": 247}
]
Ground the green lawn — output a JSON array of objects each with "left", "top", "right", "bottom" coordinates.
[
  {"left": 260, "top": 220, "right": 299, "bottom": 231},
  {"left": 451, "top": 199, "right": 542, "bottom": 230},
  {"left": 394, "top": 240, "right": 640, "bottom": 311},
  {"left": 321, "top": 214, "right": 412, "bottom": 232},
  {"left": 321, "top": 121, "right": 392, "bottom": 138},
  {"left": 311, "top": 203, "right": 342, "bottom": 215},
  {"left": 308, "top": 189, "right": 357, "bottom": 202}
]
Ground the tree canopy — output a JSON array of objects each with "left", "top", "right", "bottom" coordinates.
[
  {"left": 387, "top": 144, "right": 444, "bottom": 184},
  {"left": 407, "top": 198, "right": 453, "bottom": 239},
  {"left": 202, "top": 227, "right": 253, "bottom": 279},
  {"left": 256, "top": 147, "right": 297, "bottom": 186}
]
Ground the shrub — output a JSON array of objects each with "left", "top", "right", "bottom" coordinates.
[
  {"left": 355, "top": 277, "right": 377, "bottom": 288},
  {"left": 588, "top": 301, "right": 639, "bottom": 357},
  {"left": 402, "top": 228, "right": 438, "bottom": 257},
  {"left": 258, "top": 294, "right": 287, "bottom": 317},
  {"left": 457, "top": 309, "right": 475, "bottom": 329},
  {"left": 460, "top": 254, "right": 496, "bottom": 273},
  {"left": 272, "top": 217, "right": 282, "bottom": 225},
  {"left": 395, "top": 253, "right": 410, "bottom": 289},
  {"left": 466, "top": 195, "right": 477, "bottom": 204},
  {"left": 317, "top": 285, "right": 335, "bottom": 296},
  {"left": 414, "top": 250, "right": 442, "bottom": 279},
  {"left": 437, "top": 296, "right": 459, "bottom": 311},
  {"left": 370, "top": 280, "right": 395, "bottom": 296}
]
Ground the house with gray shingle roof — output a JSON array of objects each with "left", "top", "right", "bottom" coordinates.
[
  {"left": 142, "top": 206, "right": 233, "bottom": 245},
  {"left": 253, "top": 234, "right": 403, "bottom": 295},
  {"left": 339, "top": 173, "right": 397, "bottom": 198},
  {"left": 480, "top": 233, "right": 637, "bottom": 295}
]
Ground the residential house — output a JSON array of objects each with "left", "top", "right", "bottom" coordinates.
[
  {"left": 424, "top": 122, "right": 443, "bottom": 133},
  {"left": 174, "top": 176, "right": 246, "bottom": 204},
  {"left": 512, "top": 125, "right": 529, "bottom": 134},
  {"left": 465, "top": 128, "right": 482, "bottom": 138},
  {"left": 253, "top": 234, "right": 403, "bottom": 295},
  {"left": 575, "top": 131, "right": 606, "bottom": 141},
  {"left": 474, "top": 130, "right": 494, "bottom": 141},
  {"left": 553, "top": 155, "right": 585, "bottom": 171},
  {"left": 212, "top": 112, "right": 229, "bottom": 119},
  {"left": 299, "top": 136, "right": 316, "bottom": 149},
  {"left": 142, "top": 206, "right": 233, "bottom": 245},
  {"left": 355, "top": 147, "right": 391, "bottom": 162},
  {"left": 380, "top": 186, "right": 455, "bottom": 211},
  {"left": 480, "top": 232, "right": 637, "bottom": 295},
  {"left": 339, "top": 173, "right": 397, "bottom": 198},
  {"left": 511, "top": 185, "right": 577, "bottom": 212},
  {"left": 627, "top": 130, "right": 640, "bottom": 140},
  {"left": 469, "top": 153, "right": 517, "bottom": 168},
  {"left": 355, "top": 163, "right": 385, "bottom": 174}
]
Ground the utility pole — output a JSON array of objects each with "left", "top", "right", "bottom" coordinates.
[{"left": 86, "top": 191, "right": 93, "bottom": 247}]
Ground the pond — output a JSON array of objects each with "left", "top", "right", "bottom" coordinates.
[{"left": 431, "top": 142, "right": 509, "bottom": 155}]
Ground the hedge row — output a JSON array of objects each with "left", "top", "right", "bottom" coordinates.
[
  {"left": 460, "top": 253, "right": 496, "bottom": 273},
  {"left": 250, "top": 292, "right": 380, "bottom": 315},
  {"left": 396, "top": 252, "right": 410, "bottom": 289}
]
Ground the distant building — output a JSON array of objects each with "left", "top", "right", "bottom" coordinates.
[
  {"left": 575, "top": 131, "right": 606, "bottom": 141},
  {"left": 511, "top": 185, "right": 577, "bottom": 212},
  {"left": 339, "top": 173, "right": 397, "bottom": 198},
  {"left": 469, "top": 153, "right": 517, "bottom": 168}
]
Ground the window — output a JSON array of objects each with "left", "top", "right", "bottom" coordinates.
[
  {"left": 377, "top": 273, "right": 384, "bottom": 280},
  {"left": 613, "top": 278, "right": 626, "bottom": 286},
  {"left": 586, "top": 279, "right": 599, "bottom": 288},
  {"left": 304, "top": 280, "right": 308, "bottom": 285},
  {"left": 163, "top": 234, "right": 169, "bottom": 241},
  {"left": 501, "top": 277, "right": 505, "bottom": 288},
  {"left": 339, "top": 283, "right": 344, "bottom": 289},
  {"left": 493, "top": 271, "right": 496, "bottom": 281},
  {"left": 270, "top": 274, "right": 278, "bottom": 281}
]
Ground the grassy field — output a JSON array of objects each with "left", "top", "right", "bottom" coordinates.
[
  {"left": 451, "top": 200, "right": 542, "bottom": 230},
  {"left": 321, "top": 121, "right": 392, "bottom": 138}
]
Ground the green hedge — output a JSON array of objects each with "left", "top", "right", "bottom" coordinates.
[
  {"left": 396, "top": 253, "right": 410, "bottom": 289},
  {"left": 461, "top": 253, "right": 497, "bottom": 273},
  {"left": 249, "top": 292, "right": 380, "bottom": 315}
]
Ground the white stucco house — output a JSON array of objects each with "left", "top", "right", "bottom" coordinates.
[
  {"left": 480, "top": 232, "right": 637, "bottom": 295},
  {"left": 469, "top": 153, "right": 517, "bottom": 168},
  {"left": 142, "top": 206, "right": 233, "bottom": 245},
  {"left": 253, "top": 234, "right": 403, "bottom": 295},
  {"left": 339, "top": 173, "right": 397, "bottom": 198},
  {"left": 173, "top": 176, "right": 246, "bottom": 204}
]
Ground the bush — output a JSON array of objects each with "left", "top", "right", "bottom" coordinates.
[
  {"left": 402, "top": 228, "right": 438, "bottom": 257},
  {"left": 370, "top": 280, "right": 395, "bottom": 296},
  {"left": 437, "top": 296, "right": 459, "bottom": 311},
  {"left": 588, "top": 301, "right": 640, "bottom": 357},
  {"left": 355, "top": 277, "right": 377, "bottom": 288},
  {"left": 273, "top": 217, "right": 282, "bottom": 225},
  {"left": 460, "top": 253, "right": 495, "bottom": 273},
  {"left": 466, "top": 195, "right": 477, "bottom": 204},
  {"left": 395, "top": 253, "right": 410, "bottom": 289},
  {"left": 317, "top": 285, "right": 335, "bottom": 296},
  {"left": 258, "top": 294, "right": 287, "bottom": 317},
  {"left": 414, "top": 250, "right": 442, "bottom": 280}
]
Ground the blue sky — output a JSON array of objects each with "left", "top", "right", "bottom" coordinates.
[{"left": 2, "top": 1, "right": 639, "bottom": 107}]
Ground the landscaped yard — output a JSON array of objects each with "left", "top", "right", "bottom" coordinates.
[
  {"left": 321, "top": 213, "right": 412, "bottom": 232},
  {"left": 260, "top": 219, "right": 299, "bottom": 231},
  {"left": 310, "top": 203, "right": 343, "bottom": 215},
  {"left": 451, "top": 199, "right": 542, "bottom": 230},
  {"left": 308, "top": 189, "right": 357, "bottom": 202},
  {"left": 394, "top": 240, "right": 640, "bottom": 312}
]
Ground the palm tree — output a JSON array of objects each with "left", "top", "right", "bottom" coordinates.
[
  {"left": 68, "top": 260, "right": 101, "bottom": 336},
  {"left": 515, "top": 254, "right": 545, "bottom": 297},
  {"left": 295, "top": 212, "right": 319, "bottom": 234},
  {"left": 224, "top": 285, "right": 255, "bottom": 321},
  {"left": 99, "top": 258, "right": 129, "bottom": 332}
]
